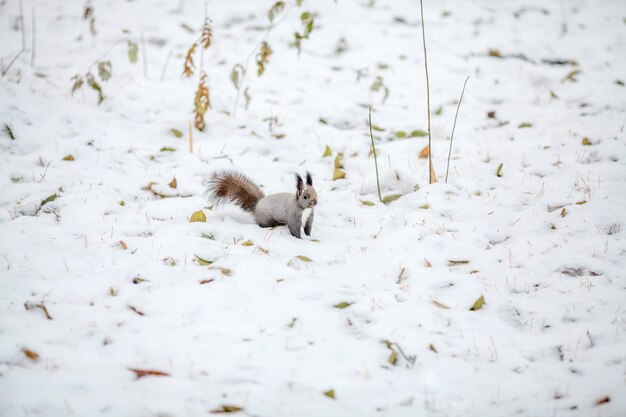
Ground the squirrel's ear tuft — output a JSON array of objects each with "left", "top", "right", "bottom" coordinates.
[
  {"left": 306, "top": 171, "right": 313, "bottom": 186},
  {"left": 295, "top": 173, "right": 304, "bottom": 196}
]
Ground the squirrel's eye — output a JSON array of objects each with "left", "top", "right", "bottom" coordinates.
[{"left": 304, "top": 195, "right": 308, "bottom": 199}]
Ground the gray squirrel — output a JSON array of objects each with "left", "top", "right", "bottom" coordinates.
[{"left": 208, "top": 170, "right": 318, "bottom": 239}]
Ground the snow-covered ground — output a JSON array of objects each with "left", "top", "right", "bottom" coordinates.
[{"left": 1, "top": 0, "right": 625, "bottom": 416}]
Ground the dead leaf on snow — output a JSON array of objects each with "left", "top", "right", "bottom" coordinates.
[{"left": 128, "top": 368, "right": 170, "bottom": 379}]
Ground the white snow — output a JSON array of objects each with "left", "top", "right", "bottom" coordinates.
[{"left": 1, "top": 0, "right": 625, "bottom": 416}]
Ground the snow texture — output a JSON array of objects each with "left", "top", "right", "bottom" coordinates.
[{"left": 1, "top": 0, "right": 625, "bottom": 416}]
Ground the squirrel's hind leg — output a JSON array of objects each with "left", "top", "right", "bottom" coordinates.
[{"left": 258, "top": 219, "right": 280, "bottom": 228}]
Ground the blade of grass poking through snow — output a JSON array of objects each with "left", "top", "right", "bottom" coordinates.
[
  {"left": 368, "top": 107, "right": 382, "bottom": 202},
  {"left": 445, "top": 75, "right": 470, "bottom": 184},
  {"left": 419, "top": 0, "right": 435, "bottom": 184}
]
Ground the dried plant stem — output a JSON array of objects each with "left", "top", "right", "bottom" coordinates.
[
  {"left": 30, "top": 6, "right": 36, "bottom": 67},
  {"left": 1, "top": 0, "right": 26, "bottom": 76},
  {"left": 160, "top": 48, "right": 173, "bottom": 83},
  {"left": 20, "top": 0, "right": 26, "bottom": 49},
  {"left": 140, "top": 34, "right": 148, "bottom": 79},
  {"left": 368, "top": 107, "right": 383, "bottom": 203},
  {"left": 232, "top": 6, "right": 293, "bottom": 116},
  {"left": 419, "top": 0, "right": 434, "bottom": 184},
  {"left": 188, "top": 123, "right": 193, "bottom": 153},
  {"left": 445, "top": 75, "right": 470, "bottom": 184}
]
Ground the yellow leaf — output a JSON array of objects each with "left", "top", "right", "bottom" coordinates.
[
  {"left": 333, "top": 301, "right": 352, "bottom": 309},
  {"left": 324, "top": 389, "right": 335, "bottom": 399},
  {"left": 470, "top": 294, "right": 485, "bottom": 311},
  {"left": 388, "top": 350, "right": 398, "bottom": 365},
  {"left": 582, "top": 137, "right": 592, "bottom": 145},
  {"left": 189, "top": 210, "right": 206, "bottom": 223},
  {"left": 488, "top": 48, "right": 502, "bottom": 58},
  {"left": 322, "top": 145, "right": 332, "bottom": 157},
  {"left": 333, "top": 168, "right": 346, "bottom": 180},
  {"left": 62, "top": 154, "right": 75, "bottom": 161},
  {"left": 170, "top": 128, "right": 183, "bottom": 138},
  {"left": 22, "top": 348, "right": 39, "bottom": 362},
  {"left": 382, "top": 194, "right": 402, "bottom": 204},
  {"left": 242, "top": 240, "right": 254, "bottom": 246},
  {"left": 210, "top": 405, "right": 243, "bottom": 413},
  {"left": 296, "top": 255, "right": 312, "bottom": 262},
  {"left": 334, "top": 152, "right": 344, "bottom": 168},
  {"left": 194, "top": 254, "right": 213, "bottom": 265},
  {"left": 361, "top": 200, "right": 375, "bottom": 206}
]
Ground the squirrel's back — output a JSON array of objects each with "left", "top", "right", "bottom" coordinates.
[{"left": 208, "top": 170, "right": 264, "bottom": 213}]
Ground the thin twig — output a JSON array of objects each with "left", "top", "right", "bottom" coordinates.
[
  {"left": 38, "top": 161, "right": 52, "bottom": 183},
  {"left": 445, "top": 75, "right": 470, "bottom": 184},
  {"left": 232, "top": 5, "right": 294, "bottom": 116},
  {"left": 19, "top": 0, "right": 26, "bottom": 50},
  {"left": 368, "top": 107, "right": 382, "bottom": 203},
  {"left": 188, "top": 122, "right": 193, "bottom": 153},
  {"left": 159, "top": 48, "right": 173, "bottom": 83},
  {"left": 1, "top": 1, "right": 26, "bottom": 76},
  {"left": 1, "top": 51, "right": 23, "bottom": 76},
  {"left": 30, "top": 6, "right": 36, "bottom": 67},
  {"left": 419, "top": 0, "right": 434, "bottom": 184},
  {"left": 86, "top": 40, "right": 123, "bottom": 72},
  {"left": 140, "top": 34, "right": 148, "bottom": 79}
]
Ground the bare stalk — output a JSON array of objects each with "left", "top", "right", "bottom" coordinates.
[
  {"left": 188, "top": 122, "right": 193, "bottom": 153},
  {"left": 445, "top": 75, "right": 470, "bottom": 184},
  {"left": 30, "top": 6, "right": 36, "bottom": 67},
  {"left": 160, "top": 48, "right": 173, "bottom": 83},
  {"left": 1, "top": 1, "right": 26, "bottom": 76},
  {"left": 368, "top": 107, "right": 383, "bottom": 203},
  {"left": 419, "top": 0, "right": 434, "bottom": 184},
  {"left": 141, "top": 34, "right": 148, "bottom": 79}
]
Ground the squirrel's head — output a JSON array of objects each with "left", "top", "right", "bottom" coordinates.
[{"left": 295, "top": 172, "right": 318, "bottom": 209}]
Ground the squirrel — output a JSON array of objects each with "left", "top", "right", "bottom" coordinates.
[{"left": 208, "top": 170, "right": 318, "bottom": 239}]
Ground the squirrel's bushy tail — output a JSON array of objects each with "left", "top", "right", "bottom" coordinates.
[{"left": 208, "top": 170, "right": 264, "bottom": 213}]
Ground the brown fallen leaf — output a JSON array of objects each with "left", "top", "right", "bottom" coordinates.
[
  {"left": 582, "top": 137, "right": 592, "bottom": 146},
  {"left": 128, "top": 368, "right": 170, "bottom": 379},
  {"left": 210, "top": 405, "right": 244, "bottom": 413},
  {"left": 62, "top": 154, "right": 75, "bottom": 161},
  {"left": 448, "top": 260, "right": 470, "bottom": 266},
  {"left": 169, "top": 177, "right": 178, "bottom": 188},
  {"left": 388, "top": 350, "right": 398, "bottom": 365},
  {"left": 22, "top": 348, "right": 39, "bottom": 362},
  {"left": 199, "top": 279, "right": 214, "bottom": 284},
  {"left": 141, "top": 181, "right": 158, "bottom": 191},
  {"left": 560, "top": 208, "right": 567, "bottom": 218},
  {"left": 432, "top": 300, "right": 449, "bottom": 309},
  {"left": 595, "top": 396, "right": 610, "bottom": 406},
  {"left": 418, "top": 145, "right": 429, "bottom": 159},
  {"left": 119, "top": 240, "right": 128, "bottom": 250}
]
